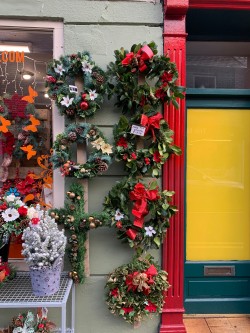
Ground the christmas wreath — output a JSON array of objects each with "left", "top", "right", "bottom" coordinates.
[
  {"left": 50, "top": 183, "right": 110, "bottom": 283},
  {"left": 51, "top": 122, "right": 113, "bottom": 179},
  {"left": 107, "top": 41, "right": 185, "bottom": 114},
  {"left": 113, "top": 113, "right": 181, "bottom": 177},
  {"left": 105, "top": 255, "right": 170, "bottom": 325},
  {"left": 103, "top": 177, "right": 177, "bottom": 250},
  {"left": 46, "top": 51, "right": 107, "bottom": 119}
]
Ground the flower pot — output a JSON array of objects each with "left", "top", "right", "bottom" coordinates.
[
  {"left": 0, "top": 239, "right": 10, "bottom": 263},
  {"left": 29, "top": 259, "right": 63, "bottom": 296}
]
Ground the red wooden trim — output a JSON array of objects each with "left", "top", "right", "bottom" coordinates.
[
  {"left": 161, "top": 1, "right": 188, "bottom": 332},
  {"left": 189, "top": 0, "right": 250, "bottom": 10}
]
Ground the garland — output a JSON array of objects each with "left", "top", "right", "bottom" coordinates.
[
  {"left": 49, "top": 183, "right": 109, "bottom": 283},
  {"left": 107, "top": 41, "right": 185, "bottom": 114},
  {"left": 113, "top": 113, "right": 181, "bottom": 177},
  {"left": 105, "top": 255, "right": 169, "bottom": 325},
  {"left": 51, "top": 122, "right": 113, "bottom": 179},
  {"left": 46, "top": 51, "right": 107, "bottom": 119},
  {"left": 103, "top": 177, "right": 177, "bottom": 251}
]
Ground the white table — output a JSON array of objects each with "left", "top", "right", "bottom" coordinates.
[{"left": 0, "top": 271, "right": 75, "bottom": 333}]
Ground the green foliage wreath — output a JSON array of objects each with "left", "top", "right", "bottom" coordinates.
[
  {"left": 51, "top": 122, "right": 113, "bottom": 179},
  {"left": 103, "top": 177, "right": 177, "bottom": 251},
  {"left": 105, "top": 255, "right": 170, "bottom": 325},
  {"left": 107, "top": 41, "right": 185, "bottom": 114},
  {"left": 113, "top": 113, "right": 181, "bottom": 177},
  {"left": 46, "top": 51, "right": 107, "bottom": 119}
]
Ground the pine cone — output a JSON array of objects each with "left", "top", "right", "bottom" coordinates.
[
  {"left": 65, "top": 108, "right": 75, "bottom": 116},
  {"left": 92, "top": 71, "right": 105, "bottom": 84},
  {"left": 96, "top": 159, "right": 108, "bottom": 173},
  {"left": 88, "top": 129, "right": 97, "bottom": 137},
  {"left": 17, "top": 218, "right": 30, "bottom": 230},
  {"left": 75, "top": 126, "right": 84, "bottom": 135},
  {"left": 67, "top": 131, "right": 77, "bottom": 141},
  {"left": 60, "top": 138, "right": 68, "bottom": 145},
  {"left": 18, "top": 131, "right": 28, "bottom": 141}
]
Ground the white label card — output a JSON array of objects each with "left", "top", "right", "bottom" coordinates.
[
  {"left": 130, "top": 124, "right": 146, "bottom": 136},
  {"left": 69, "top": 85, "right": 78, "bottom": 93}
]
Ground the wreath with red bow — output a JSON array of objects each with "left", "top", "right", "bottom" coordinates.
[
  {"left": 105, "top": 255, "right": 169, "bottom": 325},
  {"left": 107, "top": 41, "right": 185, "bottom": 114},
  {"left": 46, "top": 51, "right": 107, "bottom": 119},
  {"left": 113, "top": 112, "right": 181, "bottom": 177},
  {"left": 103, "top": 177, "right": 177, "bottom": 250}
]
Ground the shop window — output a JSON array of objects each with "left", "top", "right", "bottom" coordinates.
[
  {"left": 187, "top": 42, "right": 250, "bottom": 89},
  {"left": 0, "top": 26, "right": 56, "bottom": 260}
]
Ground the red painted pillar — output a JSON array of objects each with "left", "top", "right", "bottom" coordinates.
[{"left": 160, "top": 1, "right": 188, "bottom": 333}]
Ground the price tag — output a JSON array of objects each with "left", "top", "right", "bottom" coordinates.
[
  {"left": 130, "top": 124, "right": 146, "bottom": 136},
  {"left": 69, "top": 85, "right": 78, "bottom": 93}
]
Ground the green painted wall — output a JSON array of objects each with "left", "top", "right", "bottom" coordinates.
[{"left": 0, "top": 1, "right": 163, "bottom": 332}]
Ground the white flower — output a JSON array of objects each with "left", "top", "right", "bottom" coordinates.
[
  {"left": 2, "top": 208, "right": 20, "bottom": 222},
  {"left": 5, "top": 194, "right": 17, "bottom": 203},
  {"left": 15, "top": 199, "right": 25, "bottom": 207},
  {"left": 100, "top": 143, "right": 113, "bottom": 155},
  {"left": 27, "top": 207, "right": 38, "bottom": 219},
  {"left": 91, "top": 137, "right": 105, "bottom": 150},
  {"left": 54, "top": 63, "right": 65, "bottom": 76},
  {"left": 81, "top": 60, "right": 94, "bottom": 73},
  {"left": 60, "top": 95, "right": 74, "bottom": 107},
  {"left": 144, "top": 226, "right": 156, "bottom": 237},
  {"left": 89, "top": 89, "right": 98, "bottom": 100},
  {"left": 115, "top": 209, "right": 124, "bottom": 221}
]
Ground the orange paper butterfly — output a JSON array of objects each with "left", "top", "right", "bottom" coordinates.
[
  {"left": 0, "top": 116, "right": 11, "bottom": 133},
  {"left": 21, "top": 86, "right": 38, "bottom": 104},
  {"left": 23, "top": 115, "right": 40, "bottom": 132},
  {"left": 20, "top": 145, "right": 37, "bottom": 160}
]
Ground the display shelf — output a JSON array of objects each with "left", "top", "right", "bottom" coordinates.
[{"left": 0, "top": 271, "right": 75, "bottom": 333}]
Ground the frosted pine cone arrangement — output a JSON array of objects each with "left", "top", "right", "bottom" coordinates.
[{"left": 22, "top": 205, "right": 67, "bottom": 270}]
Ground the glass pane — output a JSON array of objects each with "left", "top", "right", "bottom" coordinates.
[
  {"left": 0, "top": 28, "right": 53, "bottom": 258},
  {"left": 186, "top": 109, "right": 250, "bottom": 261},
  {"left": 187, "top": 42, "right": 250, "bottom": 89}
]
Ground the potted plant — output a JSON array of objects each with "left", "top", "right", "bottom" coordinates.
[
  {"left": 22, "top": 205, "right": 67, "bottom": 296},
  {"left": 0, "top": 192, "right": 30, "bottom": 262}
]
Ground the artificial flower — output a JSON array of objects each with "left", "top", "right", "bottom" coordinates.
[
  {"left": 27, "top": 207, "right": 38, "bottom": 219},
  {"left": 111, "top": 288, "right": 119, "bottom": 297},
  {"left": 81, "top": 60, "right": 94, "bottom": 73},
  {"left": 153, "top": 151, "right": 162, "bottom": 163},
  {"left": 116, "top": 221, "right": 123, "bottom": 229},
  {"left": 115, "top": 209, "right": 124, "bottom": 221},
  {"left": 160, "top": 71, "right": 173, "bottom": 83},
  {"left": 100, "top": 143, "right": 113, "bottom": 155},
  {"left": 116, "top": 137, "right": 128, "bottom": 148},
  {"left": 130, "top": 152, "right": 137, "bottom": 160},
  {"left": 91, "top": 137, "right": 105, "bottom": 150},
  {"left": 145, "top": 301, "right": 157, "bottom": 312},
  {"left": 89, "top": 89, "right": 98, "bottom": 101},
  {"left": 60, "top": 95, "right": 74, "bottom": 107},
  {"left": 2, "top": 208, "right": 20, "bottom": 222},
  {"left": 18, "top": 206, "right": 28, "bottom": 216},
  {"left": 144, "top": 226, "right": 156, "bottom": 237},
  {"left": 122, "top": 307, "right": 134, "bottom": 314},
  {"left": 54, "top": 63, "right": 65, "bottom": 76}
]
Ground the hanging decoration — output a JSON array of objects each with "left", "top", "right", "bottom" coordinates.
[
  {"left": 103, "top": 177, "right": 177, "bottom": 251},
  {"left": 113, "top": 113, "right": 181, "bottom": 177},
  {"left": 107, "top": 41, "right": 185, "bottom": 114},
  {"left": 46, "top": 51, "right": 107, "bottom": 119},
  {"left": 0, "top": 259, "right": 16, "bottom": 287},
  {"left": 51, "top": 122, "right": 113, "bottom": 179},
  {"left": 49, "top": 182, "right": 109, "bottom": 283},
  {"left": 105, "top": 255, "right": 170, "bottom": 325}
]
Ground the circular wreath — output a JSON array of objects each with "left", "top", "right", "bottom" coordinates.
[
  {"left": 107, "top": 41, "right": 185, "bottom": 114},
  {"left": 51, "top": 122, "right": 113, "bottom": 179},
  {"left": 113, "top": 112, "right": 181, "bottom": 177},
  {"left": 103, "top": 177, "right": 177, "bottom": 250},
  {"left": 105, "top": 255, "right": 170, "bottom": 325},
  {"left": 46, "top": 51, "right": 107, "bottom": 119}
]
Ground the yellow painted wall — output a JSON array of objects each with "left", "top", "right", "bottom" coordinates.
[{"left": 186, "top": 109, "right": 250, "bottom": 261}]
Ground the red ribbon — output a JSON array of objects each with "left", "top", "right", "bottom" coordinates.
[
  {"left": 121, "top": 45, "right": 154, "bottom": 72},
  {"left": 126, "top": 183, "right": 159, "bottom": 239},
  {"left": 140, "top": 113, "right": 163, "bottom": 142}
]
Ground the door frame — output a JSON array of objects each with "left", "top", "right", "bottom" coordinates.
[{"left": 185, "top": 88, "right": 250, "bottom": 313}]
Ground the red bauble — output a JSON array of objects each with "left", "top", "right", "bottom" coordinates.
[
  {"left": 81, "top": 93, "right": 87, "bottom": 100},
  {"left": 80, "top": 101, "right": 89, "bottom": 110}
]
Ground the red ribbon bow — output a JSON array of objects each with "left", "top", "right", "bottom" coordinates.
[
  {"left": 126, "top": 183, "right": 159, "bottom": 240},
  {"left": 121, "top": 45, "right": 154, "bottom": 72},
  {"left": 140, "top": 113, "right": 163, "bottom": 142}
]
